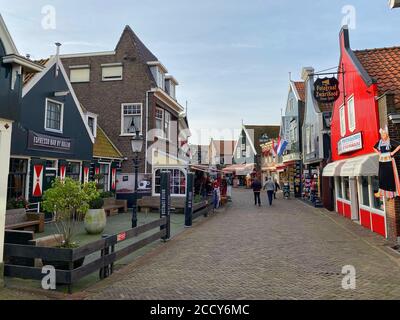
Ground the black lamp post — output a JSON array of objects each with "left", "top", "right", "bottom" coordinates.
[{"left": 131, "top": 129, "right": 143, "bottom": 228}]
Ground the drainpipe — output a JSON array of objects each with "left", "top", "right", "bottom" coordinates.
[{"left": 145, "top": 88, "right": 156, "bottom": 175}]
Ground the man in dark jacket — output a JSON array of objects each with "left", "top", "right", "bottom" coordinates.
[{"left": 251, "top": 178, "right": 262, "bottom": 206}]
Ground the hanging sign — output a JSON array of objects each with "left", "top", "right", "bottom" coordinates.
[{"left": 314, "top": 77, "right": 340, "bottom": 104}]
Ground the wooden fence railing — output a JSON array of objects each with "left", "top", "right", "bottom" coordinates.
[{"left": 4, "top": 217, "right": 167, "bottom": 293}]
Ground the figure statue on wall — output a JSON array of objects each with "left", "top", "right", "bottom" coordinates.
[{"left": 374, "top": 127, "right": 400, "bottom": 199}]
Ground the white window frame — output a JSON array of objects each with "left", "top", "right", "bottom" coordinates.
[
  {"left": 98, "top": 162, "right": 111, "bottom": 192},
  {"left": 44, "top": 98, "right": 64, "bottom": 134},
  {"left": 339, "top": 104, "right": 346, "bottom": 137},
  {"left": 347, "top": 95, "right": 356, "bottom": 132},
  {"left": 69, "top": 65, "right": 90, "bottom": 83},
  {"left": 101, "top": 63, "right": 123, "bottom": 81},
  {"left": 120, "top": 103, "right": 143, "bottom": 136},
  {"left": 155, "top": 107, "right": 165, "bottom": 137},
  {"left": 164, "top": 111, "right": 171, "bottom": 140}
]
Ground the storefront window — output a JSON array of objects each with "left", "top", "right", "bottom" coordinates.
[
  {"left": 337, "top": 177, "right": 343, "bottom": 199},
  {"left": 8, "top": 159, "right": 28, "bottom": 200},
  {"left": 360, "top": 176, "right": 370, "bottom": 207},
  {"left": 99, "top": 164, "right": 110, "bottom": 192},
  {"left": 343, "top": 177, "right": 350, "bottom": 201},
  {"left": 372, "top": 176, "right": 384, "bottom": 211},
  {"left": 66, "top": 162, "right": 81, "bottom": 181},
  {"left": 154, "top": 169, "right": 186, "bottom": 196}
]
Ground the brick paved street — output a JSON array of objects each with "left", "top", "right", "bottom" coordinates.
[{"left": 80, "top": 189, "right": 400, "bottom": 300}]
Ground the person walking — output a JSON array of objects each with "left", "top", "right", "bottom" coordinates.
[
  {"left": 264, "top": 177, "right": 276, "bottom": 206},
  {"left": 251, "top": 178, "right": 262, "bottom": 206},
  {"left": 274, "top": 179, "right": 281, "bottom": 199}
]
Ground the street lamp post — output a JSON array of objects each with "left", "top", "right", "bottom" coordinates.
[{"left": 131, "top": 130, "right": 143, "bottom": 228}]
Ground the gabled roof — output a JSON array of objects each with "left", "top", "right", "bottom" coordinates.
[
  {"left": 243, "top": 125, "right": 281, "bottom": 155},
  {"left": 117, "top": 25, "right": 158, "bottom": 63},
  {"left": 354, "top": 47, "right": 400, "bottom": 107},
  {"left": 293, "top": 81, "right": 305, "bottom": 102},
  {"left": 93, "top": 126, "right": 124, "bottom": 159},
  {"left": 21, "top": 56, "right": 95, "bottom": 143}
]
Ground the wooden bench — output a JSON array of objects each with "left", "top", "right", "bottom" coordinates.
[
  {"left": 5, "top": 209, "right": 44, "bottom": 233},
  {"left": 103, "top": 197, "right": 128, "bottom": 216},
  {"left": 138, "top": 196, "right": 208, "bottom": 213}
]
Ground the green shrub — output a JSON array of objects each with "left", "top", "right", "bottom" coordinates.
[
  {"left": 90, "top": 197, "right": 104, "bottom": 209},
  {"left": 100, "top": 191, "right": 114, "bottom": 199}
]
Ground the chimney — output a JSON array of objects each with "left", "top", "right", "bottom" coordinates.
[
  {"left": 55, "top": 42, "right": 61, "bottom": 77},
  {"left": 301, "top": 67, "right": 314, "bottom": 81}
]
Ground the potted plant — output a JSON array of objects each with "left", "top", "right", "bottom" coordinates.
[
  {"left": 84, "top": 196, "right": 106, "bottom": 235},
  {"left": 42, "top": 178, "right": 98, "bottom": 270}
]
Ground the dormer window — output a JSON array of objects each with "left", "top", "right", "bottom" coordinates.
[
  {"left": 165, "top": 76, "right": 178, "bottom": 99},
  {"left": 148, "top": 61, "right": 168, "bottom": 90}
]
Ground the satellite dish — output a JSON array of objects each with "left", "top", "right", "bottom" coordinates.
[{"left": 389, "top": 0, "right": 400, "bottom": 8}]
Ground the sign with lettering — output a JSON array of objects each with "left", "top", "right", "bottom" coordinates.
[
  {"left": 314, "top": 77, "right": 340, "bottom": 104},
  {"left": 28, "top": 131, "right": 74, "bottom": 154},
  {"left": 338, "top": 132, "right": 363, "bottom": 155}
]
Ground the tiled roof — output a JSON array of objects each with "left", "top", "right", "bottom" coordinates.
[
  {"left": 212, "top": 140, "right": 236, "bottom": 156},
  {"left": 118, "top": 25, "right": 158, "bottom": 63},
  {"left": 354, "top": 47, "right": 400, "bottom": 106},
  {"left": 93, "top": 126, "right": 124, "bottom": 159},
  {"left": 23, "top": 58, "right": 49, "bottom": 85},
  {"left": 293, "top": 81, "right": 305, "bottom": 101},
  {"left": 244, "top": 125, "right": 281, "bottom": 154}
]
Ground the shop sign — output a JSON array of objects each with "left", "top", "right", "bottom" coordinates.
[
  {"left": 28, "top": 130, "right": 74, "bottom": 154},
  {"left": 283, "top": 152, "right": 301, "bottom": 163},
  {"left": 338, "top": 132, "right": 363, "bottom": 155},
  {"left": 314, "top": 77, "right": 340, "bottom": 104}
]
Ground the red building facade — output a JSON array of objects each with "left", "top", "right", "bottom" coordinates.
[{"left": 324, "top": 26, "right": 400, "bottom": 240}]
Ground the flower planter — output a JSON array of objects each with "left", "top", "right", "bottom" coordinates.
[
  {"left": 43, "top": 257, "right": 85, "bottom": 271},
  {"left": 84, "top": 208, "right": 107, "bottom": 235}
]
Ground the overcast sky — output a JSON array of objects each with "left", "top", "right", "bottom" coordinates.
[{"left": 1, "top": 0, "right": 399, "bottom": 144}]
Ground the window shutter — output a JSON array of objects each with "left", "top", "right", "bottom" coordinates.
[{"left": 70, "top": 68, "right": 90, "bottom": 82}]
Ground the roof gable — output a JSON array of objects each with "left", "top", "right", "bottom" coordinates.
[
  {"left": 0, "top": 14, "right": 18, "bottom": 55},
  {"left": 94, "top": 126, "right": 123, "bottom": 159},
  {"left": 116, "top": 25, "right": 158, "bottom": 63},
  {"left": 22, "top": 57, "right": 95, "bottom": 143}
]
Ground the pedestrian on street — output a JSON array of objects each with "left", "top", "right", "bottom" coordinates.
[
  {"left": 251, "top": 178, "right": 262, "bottom": 206},
  {"left": 263, "top": 177, "right": 276, "bottom": 206},
  {"left": 274, "top": 179, "right": 281, "bottom": 199}
]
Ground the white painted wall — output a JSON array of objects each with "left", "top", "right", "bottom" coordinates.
[{"left": 0, "top": 119, "right": 12, "bottom": 264}]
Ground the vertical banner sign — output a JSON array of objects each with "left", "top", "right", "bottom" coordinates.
[
  {"left": 31, "top": 160, "right": 45, "bottom": 198},
  {"left": 111, "top": 165, "right": 117, "bottom": 191},
  {"left": 185, "top": 173, "right": 195, "bottom": 227},
  {"left": 58, "top": 160, "right": 67, "bottom": 182},
  {"left": 82, "top": 161, "right": 91, "bottom": 184},
  {"left": 160, "top": 171, "right": 171, "bottom": 241}
]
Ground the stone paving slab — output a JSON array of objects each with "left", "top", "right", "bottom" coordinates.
[{"left": 75, "top": 189, "right": 400, "bottom": 300}]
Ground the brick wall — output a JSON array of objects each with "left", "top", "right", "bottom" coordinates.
[
  {"left": 381, "top": 93, "right": 400, "bottom": 243},
  {"left": 61, "top": 28, "right": 183, "bottom": 175}
]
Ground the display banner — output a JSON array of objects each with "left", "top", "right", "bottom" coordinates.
[
  {"left": 185, "top": 173, "right": 195, "bottom": 227},
  {"left": 160, "top": 171, "right": 171, "bottom": 240},
  {"left": 28, "top": 130, "right": 74, "bottom": 154}
]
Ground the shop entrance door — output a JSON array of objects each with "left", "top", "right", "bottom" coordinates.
[{"left": 350, "top": 177, "right": 359, "bottom": 221}]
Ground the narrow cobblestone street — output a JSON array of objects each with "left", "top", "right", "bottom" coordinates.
[{"left": 75, "top": 189, "right": 400, "bottom": 300}]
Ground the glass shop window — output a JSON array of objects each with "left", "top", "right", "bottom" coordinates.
[
  {"left": 7, "top": 159, "right": 28, "bottom": 200},
  {"left": 337, "top": 177, "right": 343, "bottom": 199},
  {"left": 66, "top": 162, "right": 81, "bottom": 181},
  {"left": 372, "top": 176, "right": 384, "bottom": 211},
  {"left": 343, "top": 177, "right": 350, "bottom": 201},
  {"left": 360, "top": 176, "right": 370, "bottom": 207}
]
